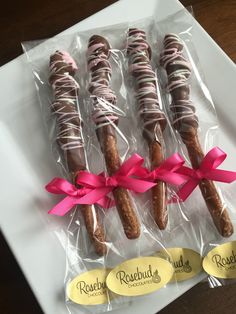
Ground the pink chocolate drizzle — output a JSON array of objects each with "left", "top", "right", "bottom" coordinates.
[
  {"left": 87, "top": 37, "right": 119, "bottom": 128},
  {"left": 127, "top": 28, "right": 166, "bottom": 137},
  {"left": 160, "top": 34, "right": 198, "bottom": 129},
  {"left": 49, "top": 51, "right": 84, "bottom": 151}
]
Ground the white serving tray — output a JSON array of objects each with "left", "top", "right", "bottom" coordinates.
[{"left": 0, "top": 0, "right": 235, "bottom": 313}]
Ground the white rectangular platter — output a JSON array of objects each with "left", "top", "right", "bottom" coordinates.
[{"left": 0, "top": 0, "right": 236, "bottom": 313}]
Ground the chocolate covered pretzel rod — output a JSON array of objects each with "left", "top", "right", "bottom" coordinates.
[
  {"left": 87, "top": 35, "right": 140, "bottom": 239},
  {"left": 127, "top": 28, "right": 168, "bottom": 229},
  {"left": 160, "top": 34, "right": 233, "bottom": 237},
  {"left": 49, "top": 51, "right": 107, "bottom": 255}
]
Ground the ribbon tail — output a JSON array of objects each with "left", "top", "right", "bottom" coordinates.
[
  {"left": 76, "top": 187, "right": 113, "bottom": 205},
  {"left": 119, "top": 177, "right": 156, "bottom": 193},
  {"left": 176, "top": 180, "right": 199, "bottom": 202},
  {"left": 48, "top": 196, "right": 76, "bottom": 216},
  {"left": 157, "top": 172, "right": 187, "bottom": 185},
  {"left": 176, "top": 166, "right": 196, "bottom": 177},
  {"left": 205, "top": 169, "right": 236, "bottom": 183},
  {"left": 96, "top": 196, "right": 115, "bottom": 209}
]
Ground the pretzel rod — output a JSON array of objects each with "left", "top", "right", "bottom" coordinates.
[
  {"left": 160, "top": 34, "right": 233, "bottom": 237},
  {"left": 49, "top": 51, "right": 107, "bottom": 255},
  {"left": 127, "top": 28, "right": 168, "bottom": 229},
  {"left": 87, "top": 35, "right": 140, "bottom": 239}
]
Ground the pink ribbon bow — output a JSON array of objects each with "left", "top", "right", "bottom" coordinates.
[
  {"left": 46, "top": 154, "right": 156, "bottom": 216},
  {"left": 175, "top": 147, "right": 236, "bottom": 201},
  {"left": 45, "top": 153, "right": 188, "bottom": 216},
  {"left": 46, "top": 177, "right": 113, "bottom": 216},
  {"left": 76, "top": 154, "right": 156, "bottom": 201},
  {"left": 134, "top": 153, "right": 186, "bottom": 185}
]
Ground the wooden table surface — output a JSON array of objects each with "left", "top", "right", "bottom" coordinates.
[{"left": 0, "top": 0, "right": 235, "bottom": 313}]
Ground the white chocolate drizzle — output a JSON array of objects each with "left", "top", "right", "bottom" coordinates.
[{"left": 87, "top": 40, "right": 120, "bottom": 129}]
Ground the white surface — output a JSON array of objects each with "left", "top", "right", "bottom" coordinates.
[{"left": 0, "top": 0, "right": 236, "bottom": 314}]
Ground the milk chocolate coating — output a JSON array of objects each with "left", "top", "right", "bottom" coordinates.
[
  {"left": 49, "top": 51, "right": 107, "bottom": 255},
  {"left": 160, "top": 34, "right": 233, "bottom": 237},
  {"left": 127, "top": 28, "right": 167, "bottom": 142},
  {"left": 127, "top": 28, "right": 167, "bottom": 230},
  {"left": 87, "top": 35, "right": 140, "bottom": 239}
]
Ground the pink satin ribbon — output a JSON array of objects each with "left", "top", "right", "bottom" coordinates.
[
  {"left": 134, "top": 153, "right": 186, "bottom": 185},
  {"left": 46, "top": 177, "right": 113, "bottom": 216},
  {"left": 175, "top": 147, "right": 236, "bottom": 201},
  {"left": 46, "top": 153, "right": 186, "bottom": 216}
]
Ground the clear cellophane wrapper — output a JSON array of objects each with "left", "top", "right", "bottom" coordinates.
[
  {"left": 155, "top": 9, "right": 236, "bottom": 288},
  {"left": 122, "top": 17, "right": 202, "bottom": 284},
  {"left": 22, "top": 8, "right": 236, "bottom": 313},
  {"left": 22, "top": 24, "right": 179, "bottom": 313},
  {"left": 75, "top": 24, "right": 180, "bottom": 312}
]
